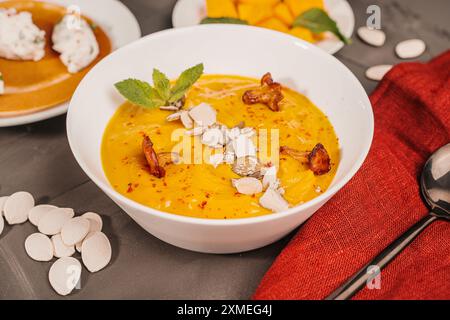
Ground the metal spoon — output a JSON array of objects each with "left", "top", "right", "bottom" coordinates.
[{"left": 326, "top": 143, "right": 450, "bottom": 300}]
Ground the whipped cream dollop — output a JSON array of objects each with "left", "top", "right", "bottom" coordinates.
[
  {"left": 0, "top": 9, "right": 46, "bottom": 61},
  {"left": 52, "top": 14, "right": 99, "bottom": 73}
]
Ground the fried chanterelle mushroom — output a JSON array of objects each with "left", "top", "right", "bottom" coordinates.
[
  {"left": 242, "top": 72, "right": 284, "bottom": 111},
  {"left": 142, "top": 135, "right": 166, "bottom": 178},
  {"left": 280, "top": 143, "right": 331, "bottom": 175}
]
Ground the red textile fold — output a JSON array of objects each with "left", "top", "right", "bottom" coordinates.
[{"left": 253, "top": 51, "right": 450, "bottom": 300}]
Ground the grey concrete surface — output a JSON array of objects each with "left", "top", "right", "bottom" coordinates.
[{"left": 0, "top": 0, "right": 449, "bottom": 299}]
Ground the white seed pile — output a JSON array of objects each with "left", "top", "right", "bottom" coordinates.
[
  {"left": 357, "top": 26, "right": 426, "bottom": 81},
  {"left": 0, "top": 191, "right": 112, "bottom": 296}
]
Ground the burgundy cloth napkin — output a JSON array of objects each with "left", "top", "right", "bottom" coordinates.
[{"left": 253, "top": 51, "right": 450, "bottom": 300}]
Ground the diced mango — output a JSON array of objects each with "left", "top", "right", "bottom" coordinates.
[
  {"left": 274, "top": 2, "right": 294, "bottom": 26},
  {"left": 289, "top": 26, "right": 316, "bottom": 43},
  {"left": 206, "top": 0, "right": 238, "bottom": 18},
  {"left": 237, "top": 3, "right": 273, "bottom": 25},
  {"left": 238, "top": 0, "right": 280, "bottom": 6},
  {"left": 285, "top": 0, "right": 325, "bottom": 17},
  {"left": 258, "top": 17, "right": 289, "bottom": 33}
]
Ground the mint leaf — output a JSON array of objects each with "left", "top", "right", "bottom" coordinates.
[
  {"left": 169, "top": 63, "right": 204, "bottom": 103},
  {"left": 293, "top": 8, "right": 350, "bottom": 44},
  {"left": 200, "top": 17, "right": 248, "bottom": 25},
  {"left": 115, "top": 64, "right": 204, "bottom": 108},
  {"left": 152, "top": 69, "right": 171, "bottom": 101},
  {"left": 114, "top": 79, "right": 164, "bottom": 108}
]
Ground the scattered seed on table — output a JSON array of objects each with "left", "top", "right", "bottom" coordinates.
[
  {"left": 38, "top": 208, "right": 74, "bottom": 235},
  {"left": 75, "top": 241, "right": 82, "bottom": 253},
  {"left": 0, "top": 196, "right": 8, "bottom": 216},
  {"left": 52, "top": 234, "right": 75, "bottom": 258},
  {"left": 3, "top": 191, "right": 34, "bottom": 225},
  {"left": 24, "top": 233, "right": 53, "bottom": 262},
  {"left": 357, "top": 26, "right": 386, "bottom": 47},
  {"left": 0, "top": 215, "right": 4, "bottom": 236},
  {"left": 81, "top": 231, "right": 112, "bottom": 272},
  {"left": 49, "top": 257, "right": 82, "bottom": 296},
  {"left": 0, "top": 191, "right": 111, "bottom": 295},
  {"left": 395, "top": 39, "right": 426, "bottom": 59},
  {"left": 61, "top": 216, "right": 90, "bottom": 246},
  {"left": 81, "top": 212, "right": 103, "bottom": 232},
  {"left": 365, "top": 65, "right": 393, "bottom": 81},
  {"left": 28, "top": 205, "right": 57, "bottom": 227},
  {"left": 75, "top": 231, "right": 95, "bottom": 253}
]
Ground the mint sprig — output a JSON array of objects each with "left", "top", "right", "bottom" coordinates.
[
  {"left": 114, "top": 79, "right": 163, "bottom": 108},
  {"left": 114, "top": 63, "right": 204, "bottom": 108},
  {"left": 293, "top": 8, "right": 350, "bottom": 44},
  {"left": 169, "top": 63, "right": 204, "bottom": 103},
  {"left": 152, "top": 68, "right": 171, "bottom": 101}
]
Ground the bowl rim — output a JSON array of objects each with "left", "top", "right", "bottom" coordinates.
[{"left": 67, "top": 24, "right": 374, "bottom": 226}]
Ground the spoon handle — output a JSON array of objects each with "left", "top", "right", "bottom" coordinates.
[{"left": 326, "top": 214, "right": 438, "bottom": 300}]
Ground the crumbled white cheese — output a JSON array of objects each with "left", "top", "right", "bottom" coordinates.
[
  {"left": 261, "top": 165, "right": 285, "bottom": 195},
  {"left": 224, "top": 142, "right": 235, "bottom": 163},
  {"left": 219, "top": 125, "right": 230, "bottom": 144},
  {"left": 226, "top": 127, "right": 241, "bottom": 141},
  {"left": 259, "top": 188, "right": 289, "bottom": 213},
  {"left": 185, "top": 126, "right": 205, "bottom": 136},
  {"left": 201, "top": 127, "right": 225, "bottom": 147},
  {"left": 232, "top": 177, "right": 263, "bottom": 195},
  {"left": 262, "top": 166, "right": 278, "bottom": 189},
  {"left": 180, "top": 110, "right": 194, "bottom": 129},
  {"left": 209, "top": 153, "right": 224, "bottom": 168},
  {"left": 166, "top": 111, "right": 182, "bottom": 122},
  {"left": 160, "top": 105, "right": 179, "bottom": 111},
  {"left": 188, "top": 103, "right": 216, "bottom": 127},
  {"left": 52, "top": 14, "right": 99, "bottom": 73},
  {"left": 0, "top": 9, "right": 46, "bottom": 61},
  {"left": 163, "top": 100, "right": 292, "bottom": 212},
  {"left": 240, "top": 127, "right": 256, "bottom": 138},
  {"left": 233, "top": 135, "right": 256, "bottom": 158}
]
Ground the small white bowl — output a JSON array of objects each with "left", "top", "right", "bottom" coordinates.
[
  {"left": 67, "top": 25, "right": 373, "bottom": 254},
  {"left": 172, "top": 0, "right": 355, "bottom": 55}
]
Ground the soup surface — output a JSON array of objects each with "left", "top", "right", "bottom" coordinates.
[{"left": 102, "top": 75, "right": 339, "bottom": 219}]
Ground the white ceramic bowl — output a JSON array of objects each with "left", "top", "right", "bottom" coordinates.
[{"left": 67, "top": 25, "right": 373, "bottom": 254}]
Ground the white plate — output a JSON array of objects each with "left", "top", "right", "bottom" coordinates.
[
  {"left": 172, "top": 0, "right": 354, "bottom": 55},
  {"left": 0, "top": 0, "right": 141, "bottom": 127}
]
